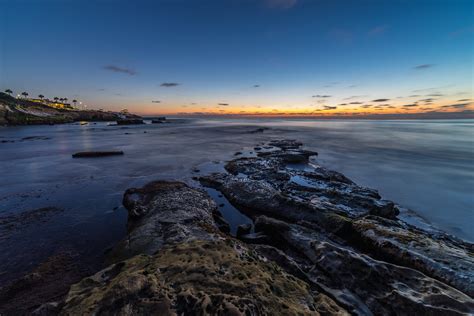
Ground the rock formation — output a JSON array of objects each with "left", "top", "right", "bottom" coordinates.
[{"left": 55, "top": 140, "right": 474, "bottom": 315}]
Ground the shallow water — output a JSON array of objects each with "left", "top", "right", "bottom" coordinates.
[{"left": 0, "top": 118, "right": 473, "bottom": 283}]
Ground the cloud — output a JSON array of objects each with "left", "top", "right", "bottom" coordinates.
[
  {"left": 350, "top": 101, "right": 363, "bottom": 104},
  {"left": 419, "top": 98, "right": 434, "bottom": 103},
  {"left": 458, "top": 99, "right": 471, "bottom": 102},
  {"left": 151, "top": 100, "right": 161, "bottom": 103},
  {"left": 253, "top": 85, "right": 260, "bottom": 88},
  {"left": 103, "top": 65, "right": 136, "bottom": 75},
  {"left": 160, "top": 82, "right": 179, "bottom": 87},
  {"left": 344, "top": 95, "right": 367, "bottom": 100},
  {"left": 313, "top": 95, "right": 331, "bottom": 98},
  {"left": 427, "top": 93, "right": 443, "bottom": 97},
  {"left": 368, "top": 25, "right": 387, "bottom": 36},
  {"left": 361, "top": 104, "right": 372, "bottom": 108},
  {"left": 339, "top": 103, "right": 348, "bottom": 106},
  {"left": 372, "top": 98, "right": 390, "bottom": 102},
  {"left": 441, "top": 103, "right": 471, "bottom": 109},
  {"left": 322, "top": 106, "right": 337, "bottom": 110},
  {"left": 264, "top": 0, "right": 297, "bottom": 9},
  {"left": 413, "top": 64, "right": 435, "bottom": 70},
  {"left": 218, "top": 103, "right": 229, "bottom": 106},
  {"left": 403, "top": 103, "right": 418, "bottom": 107}
]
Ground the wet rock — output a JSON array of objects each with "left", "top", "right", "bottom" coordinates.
[
  {"left": 116, "top": 118, "right": 144, "bottom": 125},
  {"left": 212, "top": 209, "right": 231, "bottom": 234},
  {"left": 248, "top": 127, "right": 270, "bottom": 133},
  {"left": 151, "top": 117, "right": 167, "bottom": 123},
  {"left": 236, "top": 223, "right": 252, "bottom": 237},
  {"left": 352, "top": 216, "right": 474, "bottom": 296},
  {"left": 110, "top": 181, "right": 221, "bottom": 262},
  {"left": 308, "top": 240, "right": 474, "bottom": 315},
  {"left": 251, "top": 215, "right": 474, "bottom": 315},
  {"left": 20, "top": 136, "right": 51, "bottom": 141},
  {"left": 236, "top": 232, "right": 271, "bottom": 245},
  {"left": 61, "top": 180, "right": 347, "bottom": 315},
  {"left": 72, "top": 151, "right": 123, "bottom": 158},
  {"left": 199, "top": 140, "right": 474, "bottom": 313}
]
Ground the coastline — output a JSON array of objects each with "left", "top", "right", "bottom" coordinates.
[
  {"left": 0, "top": 92, "right": 142, "bottom": 126},
  {"left": 1, "top": 138, "right": 473, "bottom": 314}
]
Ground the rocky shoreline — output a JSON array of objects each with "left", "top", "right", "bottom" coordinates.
[
  {"left": 0, "top": 92, "right": 140, "bottom": 126},
  {"left": 2, "top": 140, "right": 473, "bottom": 315}
]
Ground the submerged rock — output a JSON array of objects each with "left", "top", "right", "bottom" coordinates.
[
  {"left": 116, "top": 118, "right": 144, "bottom": 125},
  {"left": 71, "top": 151, "right": 124, "bottom": 158}
]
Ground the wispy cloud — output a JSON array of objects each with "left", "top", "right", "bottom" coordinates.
[
  {"left": 372, "top": 98, "right": 390, "bottom": 102},
  {"left": 312, "top": 95, "right": 331, "bottom": 98},
  {"left": 403, "top": 103, "right": 419, "bottom": 107},
  {"left": 323, "top": 106, "right": 337, "bottom": 110},
  {"left": 218, "top": 103, "right": 229, "bottom": 106},
  {"left": 253, "top": 84, "right": 260, "bottom": 88},
  {"left": 441, "top": 103, "right": 471, "bottom": 109},
  {"left": 160, "top": 82, "right": 180, "bottom": 87},
  {"left": 413, "top": 64, "right": 435, "bottom": 70},
  {"left": 264, "top": 0, "right": 297, "bottom": 9},
  {"left": 103, "top": 65, "right": 136, "bottom": 75},
  {"left": 151, "top": 100, "right": 161, "bottom": 103},
  {"left": 344, "top": 95, "right": 367, "bottom": 100},
  {"left": 349, "top": 101, "right": 363, "bottom": 105}
]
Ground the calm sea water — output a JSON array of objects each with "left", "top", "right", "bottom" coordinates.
[{"left": 0, "top": 118, "right": 473, "bottom": 283}]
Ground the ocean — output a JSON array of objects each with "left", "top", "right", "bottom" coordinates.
[{"left": 0, "top": 118, "right": 473, "bottom": 283}]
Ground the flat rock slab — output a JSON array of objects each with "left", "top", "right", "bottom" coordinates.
[{"left": 72, "top": 151, "right": 124, "bottom": 158}]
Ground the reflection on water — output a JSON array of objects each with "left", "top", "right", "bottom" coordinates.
[
  {"left": 0, "top": 118, "right": 472, "bottom": 283},
  {"left": 204, "top": 187, "right": 253, "bottom": 235}
]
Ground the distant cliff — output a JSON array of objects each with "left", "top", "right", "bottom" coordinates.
[{"left": 0, "top": 93, "right": 137, "bottom": 126}]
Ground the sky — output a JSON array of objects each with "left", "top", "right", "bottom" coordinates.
[{"left": 0, "top": 0, "right": 473, "bottom": 117}]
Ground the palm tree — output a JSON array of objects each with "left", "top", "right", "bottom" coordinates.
[
  {"left": 63, "top": 97, "right": 68, "bottom": 104},
  {"left": 21, "top": 92, "right": 29, "bottom": 99},
  {"left": 38, "top": 94, "right": 44, "bottom": 100},
  {"left": 72, "top": 99, "right": 77, "bottom": 107},
  {"left": 5, "top": 89, "right": 12, "bottom": 96},
  {"left": 59, "top": 98, "right": 64, "bottom": 103},
  {"left": 54, "top": 97, "right": 59, "bottom": 103}
]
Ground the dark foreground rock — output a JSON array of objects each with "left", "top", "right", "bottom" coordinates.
[
  {"left": 71, "top": 151, "right": 124, "bottom": 158},
  {"left": 61, "top": 181, "right": 347, "bottom": 315}
]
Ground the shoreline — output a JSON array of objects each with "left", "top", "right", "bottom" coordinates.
[{"left": 1, "top": 139, "right": 473, "bottom": 314}]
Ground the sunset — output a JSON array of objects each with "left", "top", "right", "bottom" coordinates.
[
  {"left": 1, "top": 0, "right": 473, "bottom": 315},
  {"left": 2, "top": 0, "right": 472, "bottom": 117}
]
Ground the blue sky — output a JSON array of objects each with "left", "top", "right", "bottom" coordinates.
[{"left": 1, "top": 0, "right": 472, "bottom": 116}]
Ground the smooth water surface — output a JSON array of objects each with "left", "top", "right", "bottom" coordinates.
[{"left": 0, "top": 118, "right": 472, "bottom": 283}]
